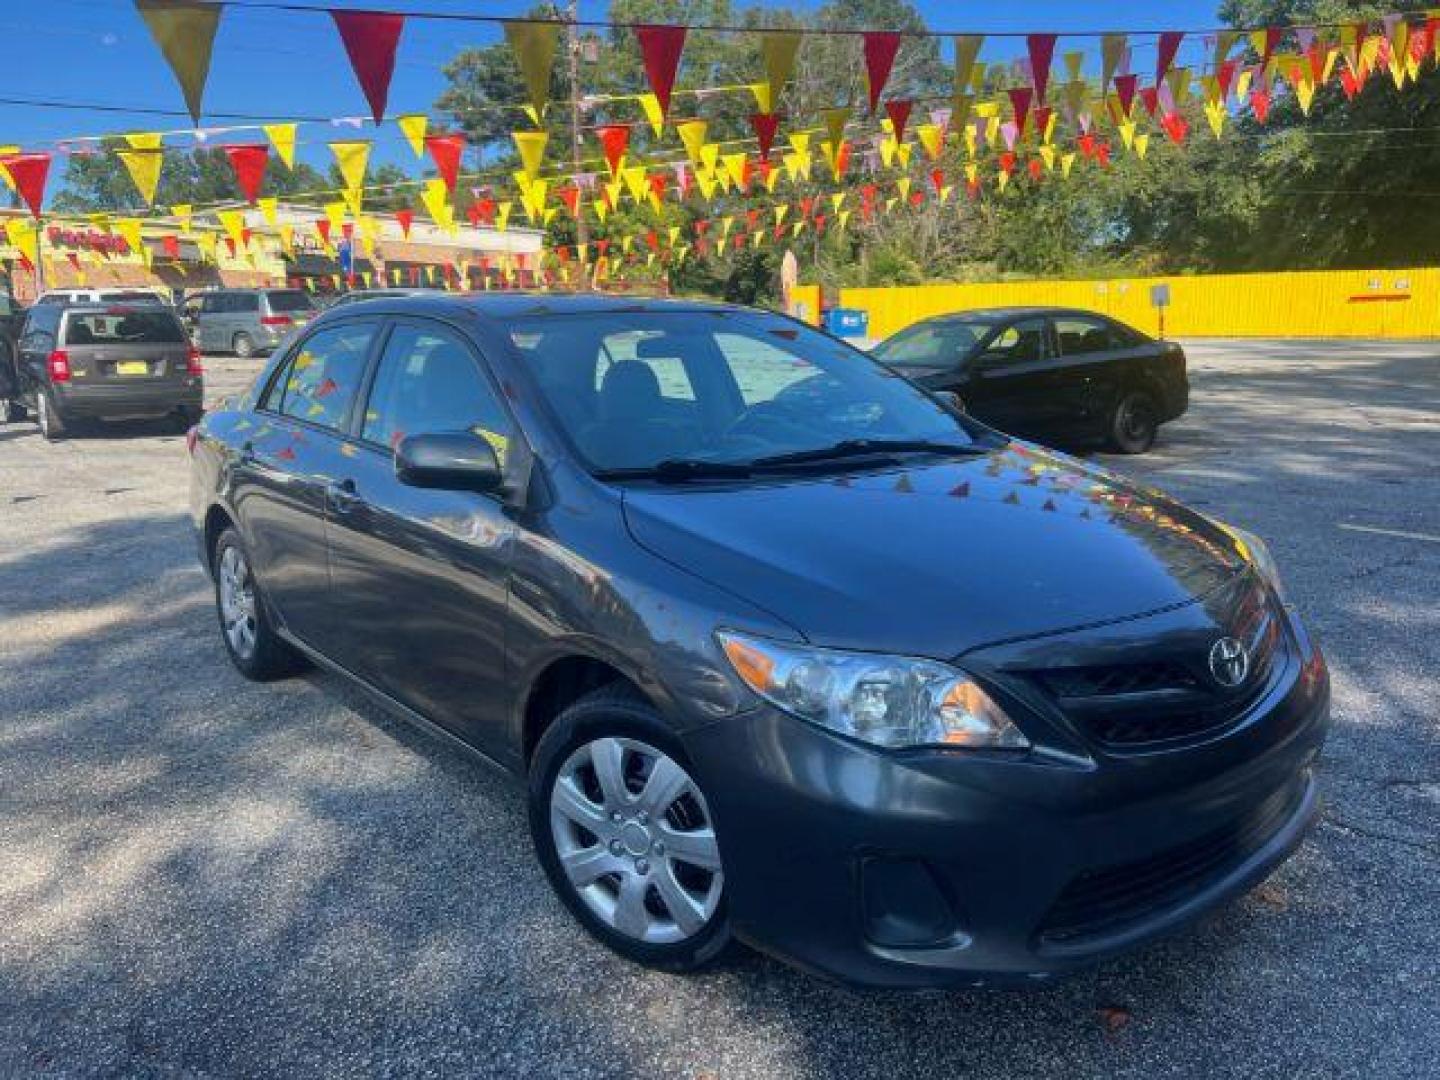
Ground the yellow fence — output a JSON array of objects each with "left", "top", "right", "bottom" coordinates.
[{"left": 814, "top": 268, "right": 1440, "bottom": 341}]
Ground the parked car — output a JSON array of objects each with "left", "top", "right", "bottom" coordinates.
[
  {"left": 13, "top": 302, "right": 202, "bottom": 440},
  {"left": 326, "top": 288, "right": 444, "bottom": 308},
  {"left": 189, "top": 294, "right": 1328, "bottom": 988},
  {"left": 189, "top": 288, "right": 316, "bottom": 357},
  {"left": 0, "top": 292, "right": 25, "bottom": 421},
  {"left": 872, "top": 307, "right": 1189, "bottom": 453},
  {"left": 34, "top": 288, "right": 170, "bottom": 307}
]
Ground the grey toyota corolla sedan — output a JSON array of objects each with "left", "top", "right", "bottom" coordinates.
[{"left": 188, "top": 294, "right": 1329, "bottom": 988}]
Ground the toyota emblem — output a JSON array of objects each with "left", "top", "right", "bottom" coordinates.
[{"left": 1208, "top": 636, "right": 1250, "bottom": 688}]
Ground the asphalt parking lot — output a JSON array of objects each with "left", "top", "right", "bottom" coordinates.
[{"left": 1, "top": 339, "right": 1437, "bottom": 1078}]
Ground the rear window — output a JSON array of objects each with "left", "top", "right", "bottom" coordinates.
[
  {"left": 63, "top": 311, "right": 186, "bottom": 346},
  {"left": 266, "top": 290, "right": 314, "bottom": 313},
  {"left": 98, "top": 291, "right": 164, "bottom": 305}
]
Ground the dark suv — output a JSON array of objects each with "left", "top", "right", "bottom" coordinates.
[
  {"left": 14, "top": 303, "right": 202, "bottom": 440},
  {"left": 188, "top": 295, "right": 1329, "bottom": 988}
]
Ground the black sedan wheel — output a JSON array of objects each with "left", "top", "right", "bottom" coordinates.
[
  {"left": 1109, "top": 389, "right": 1159, "bottom": 454},
  {"left": 212, "top": 527, "right": 304, "bottom": 681},
  {"left": 529, "top": 685, "right": 732, "bottom": 972}
]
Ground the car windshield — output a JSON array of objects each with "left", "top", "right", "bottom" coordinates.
[
  {"left": 64, "top": 311, "right": 185, "bottom": 345},
  {"left": 510, "top": 310, "right": 980, "bottom": 474},
  {"left": 266, "top": 290, "right": 314, "bottom": 313},
  {"left": 872, "top": 318, "right": 998, "bottom": 369}
]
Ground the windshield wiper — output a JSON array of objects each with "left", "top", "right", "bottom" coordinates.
[
  {"left": 595, "top": 457, "right": 754, "bottom": 482},
  {"left": 749, "top": 438, "right": 984, "bottom": 468}
]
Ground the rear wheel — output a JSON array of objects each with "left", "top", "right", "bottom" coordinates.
[
  {"left": 36, "top": 391, "right": 66, "bottom": 442},
  {"left": 4, "top": 398, "right": 25, "bottom": 423},
  {"left": 233, "top": 332, "right": 255, "bottom": 359},
  {"left": 529, "top": 686, "right": 732, "bottom": 972},
  {"left": 213, "top": 527, "right": 304, "bottom": 681},
  {"left": 1108, "top": 389, "right": 1159, "bottom": 454}
]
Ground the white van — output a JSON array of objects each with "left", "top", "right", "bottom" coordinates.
[{"left": 34, "top": 288, "right": 171, "bottom": 307}]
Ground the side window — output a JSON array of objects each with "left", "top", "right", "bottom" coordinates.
[
  {"left": 272, "top": 322, "right": 376, "bottom": 431},
  {"left": 20, "top": 306, "right": 59, "bottom": 352},
  {"left": 715, "top": 332, "right": 821, "bottom": 405},
  {"left": 361, "top": 323, "right": 511, "bottom": 464},
  {"left": 1054, "top": 316, "right": 1115, "bottom": 356},
  {"left": 237, "top": 293, "right": 260, "bottom": 313},
  {"left": 596, "top": 331, "right": 696, "bottom": 401},
  {"left": 202, "top": 294, "right": 225, "bottom": 314},
  {"left": 982, "top": 318, "right": 1048, "bottom": 365}
]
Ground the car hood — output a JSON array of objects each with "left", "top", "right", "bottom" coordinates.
[{"left": 621, "top": 443, "right": 1246, "bottom": 658}]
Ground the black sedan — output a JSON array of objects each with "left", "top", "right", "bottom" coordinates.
[{"left": 873, "top": 307, "right": 1189, "bottom": 453}]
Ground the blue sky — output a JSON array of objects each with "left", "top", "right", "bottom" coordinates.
[{"left": 2, "top": 0, "right": 1221, "bottom": 174}]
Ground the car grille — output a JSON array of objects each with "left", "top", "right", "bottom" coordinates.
[
  {"left": 1036, "top": 782, "right": 1301, "bottom": 946},
  {"left": 1026, "top": 581, "right": 1286, "bottom": 750}
]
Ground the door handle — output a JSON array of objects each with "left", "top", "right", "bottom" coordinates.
[{"left": 327, "top": 478, "right": 364, "bottom": 513}]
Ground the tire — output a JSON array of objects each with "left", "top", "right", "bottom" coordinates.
[
  {"left": 1108, "top": 389, "right": 1159, "bottom": 454},
  {"left": 529, "top": 685, "right": 733, "bottom": 972},
  {"left": 36, "top": 390, "right": 66, "bottom": 442},
  {"left": 4, "top": 398, "right": 25, "bottom": 423},
  {"left": 212, "top": 527, "right": 305, "bottom": 681},
  {"left": 233, "top": 332, "right": 255, "bottom": 359}
]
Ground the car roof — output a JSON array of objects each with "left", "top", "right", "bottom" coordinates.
[
  {"left": 320, "top": 292, "right": 747, "bottom": 323},
  {"left": 923, "top": 306, "right": 1112, "bottom": 322},
  {"left": 60, "top": 302, "right": 180, "bottom": 315}
]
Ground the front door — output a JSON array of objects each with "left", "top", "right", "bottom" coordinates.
[
  {"left": 321, "top": 317, "right": 518, "bottom": 755},
  {"left": 231, "top": 319, "right": 380, "bottom": 646}
]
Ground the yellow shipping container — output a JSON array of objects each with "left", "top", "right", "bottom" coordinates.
[{"left": 811, "top": 268, "right": 1440, "bottom": 340}]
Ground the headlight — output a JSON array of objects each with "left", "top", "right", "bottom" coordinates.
[
  {"left": 717, "top": 630, "right": 1029, "bottom": 751},
  {"left": 1214, "top": 521, "right": 1287, "bottom": 602}
]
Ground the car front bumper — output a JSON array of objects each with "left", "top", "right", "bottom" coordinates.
[{"left": 682, "top": 611, "right": 1330, "bottom": 989}]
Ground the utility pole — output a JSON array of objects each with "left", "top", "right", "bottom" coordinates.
[{"left": 565, "top": 0, "right": 589, "bottom": 291}]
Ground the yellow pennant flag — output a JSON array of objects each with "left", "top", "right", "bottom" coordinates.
[
  {"left": 837, "top": 209, "right": 852, "bottom": 231},
  {"left": 330, "top": 140, "right": 371, "bottom": 197},
  {"left": 171, "top": 203, "right": 193, "bottom": 234},
  {"left": 263, "top": 123, "right": 297, "bottom": 168},
  {"left": 954, "top": 34, "right": 984, "bottom": 94},
  {"left": 396, "top": 114, "right": 429, "bottom": 157},
  {"left": 504, "top": 20, "right": 561, "bottom": 119},
  {"left": 996, "top": 172, "right": 1009, "bottom": 193},
  {"left": 1060, "top": 152, "right": 1077, "bottom": 178},
  {"left": 620, "top": 164, "right": 648, "bottom": 203},
  {"left": 761, "top": 30, "right": 803, "bottom": 107},
  {"left": 117, "top": 133, "right": 164, "bottom": 205},
  {"left": 699, "top": 143, "right": 720, "bottom": 173},
  {"left": 324, "top": 201, "right": 347, "bottom": 238},
  {"left": 637, "top": 93, "right": 665, "bottom": 138},
  {"left": 721, "top": 152, "right": 747, "bottom": 190},
  {"left": 773, "top": 204, "right": 789, "bottom": 227},
  {"left": 193, "top": 231, "right": 216, "bottom": 262},
  {"left": 787, "top": 131, "right": 811, "bottom": 156},
  {"left": 916, "top": 124, "right": 944, "bottom": 161},
  {"left": 495, "top": 201, "right": 512, "bottom": 232},
  {"left": 1062, "top": 50, "right": 1084, "bottom": 82},
  {"left": 604, "top": 179, "right": 624, "bottom": 208},
  {"left": 279, "top": 224, "right": 295, "bottom": 253},
  {"left": 884, "top": 196, "right": 897, "bottom": 213},
  {"left": 216, "top": 209, "right": 246, "bottom": 248},
  {"left": 829, "top": 192, "right": 845, "bottom": 213},
  {"left": 782, "top": 152, "right": 804, "bottom": 182},
  {"left": 1117, "top": 120, "right": 1136, "bottom": 150},
  {"left": 136, "top": 0, "right": 219, "bottom": 123},
  {"left": 1134, "top": 133, "right": 1151, "bottom": 160},
  {"left": 748, "top": 82, "right": 772, "bottom": 115},
  {"left": 1205, "top": 100, "right": 1227, "bottom": 138},
  {"left": 593, "top": 197, "right": 609, "bottom": 222},
  {"left": 421, "top": 178, "right": 453, "bottom": 228},
  {"left": 676, "top": 119, "right": 709, "bottom": 166},
  {"left": 257, "top": 197, "right": 278, "bottom": 228},
  {"left": 879, "top": 137, "right": 897, "bottom": 169},
  {"left": 1039, "top": 145, "right": 1056, "bottom": 170},
  {"left": 820, "top": 139, "right": 846, "bottom": 181},
  {"left": 4, "top": 218, "right": 37, "bottom": 266},
  {"left": 513, "top": 130, "right": 548, "bottom": 181},
  {"left": 896, "top": 176, "right": 911, "bottom": 201},
  {"left": 763, "top": 166, "right": 781, "bottom": 193},
  {"left": 896, "top": 143, "right": 913, "bottom": 169},
  {"left": 695, "top": 170, "right": 718, "bottom": 200}
]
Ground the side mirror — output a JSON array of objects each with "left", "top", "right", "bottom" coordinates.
[{"left": 395, "top": 431, "right": 503, "bottom": 493}]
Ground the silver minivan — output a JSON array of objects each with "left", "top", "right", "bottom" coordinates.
[{"left": 189, "top": 289, "right": 316, "bottom": 357}]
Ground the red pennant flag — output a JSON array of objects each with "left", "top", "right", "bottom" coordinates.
[
  {"left": 466, "top": 202, "right": 482, "bottom": 227},
  {"left": 694, "top": 219, "right": 710, "bottom": 236},
  {"left": 1008, "top": 86, "right": 1033, "bottom": 137},
  {"left": 813, "top": 214, "right": 826, "bottom": 235},
  {"left": 331, "top": 10, "right": 405, "bottom": 124},
  {"left": 836, "top": 141, "right": 852, "bottom": 176},
  {"left": 340, "top": 222, "right": 354, "bottom": 241},
  {"left": 862, "top": 32, "right": 902, "bottom": 114},
  {"left": 861, "top": 183, "right": 879, "bottom": 205},
  {"left": 162, "top": 235, "right": 180, "bottom": 259},
  {"left": 909, "top": 190, "right": 925, "bottom": 207},
  {"left": 998, "top": 151, "right": 1017, "bottom": 175},
  {"left": 635, "top": 24, "right": 686, "bottom": 117},
  {"left": 559, "top": 185, "right": 580, "bottom": 216},
  {"left": 1027, "top": 158, "right": 1044, "bottom": 181},
  {"left": 884, "top": 99, "right": 913, "bottom": 145},
  {"left": 1096, "top": 141, "right": 1113, "bottom": 167},
  {"left": 595, "top": 124, "right": 630, "bottom": 175},
  {"left": 316, "top": 219, "right": 332, "bottom": 244},
  {"left": 1338, "top": 67, "right": 1360, "bottom": 100},
  {"left": 1078, "top": 132, "right": 1097, "bottom": 158},
  {"left": 395, "top": 208, "right": 413, "bottom": 237},
  {"left": 1250, "top": 87, "right": 1272, "bottom": 123},
  {"left": 749, "top": 113, "right": 781, "bottom": 161},
  {"left": 929, "top": 168, "right": 945, "bottom": 193},
  {"left": 224, "top": 237, "right": 237, "bottom": 258},
  {"left": 1216, "top": 60, "right": 1239, "bottom": 99},
  {"left": 741, "top": 156, "right": 758, "bottom": 189},
  {"left": 222, "top": 143, "right": 269, "bottom": 204},
  {"left": 425, "top": 133, "right": 466, "bottom": 193},
  {"left": 0, "top": 152, "right": 51, "bottom": 217},
  {"left": 1026, "top": 33, "right": 1058, "bottom": 102},
  {"left": 1113, "top": 73, "right": 1139, "bottom": 116},
  {"left": 1138, "top": 86, "right": 1160, "bottom": 117},
  {"left": 596, "top": 239, "right": 610, "bottom": 255},
  {"left": 644, "top": 229, "right": 659, "bottom": 252},
  {"left": 966, "top": 179, "right": 981, "bottom": 200},
  {"left": 647, "top": 172, "right": 667, "bottom": 201},
  {"left": 475, "top": 197, "right": 496, "bottom": 224},
  {"left": 1161, "top": 112, "right": 1189, "bottom": 144},
  {"left": 1033, "top": 106, "right": 1052, "bottom": 140},
  {"left": 1156, "top": 31, "right": 1184, "bottom": 84},
  {"left": 746, "top": 208, "right": 761, "bottom": 230},
  {"left": 799, "top": 195, "right": 815, "bottom": 218}
]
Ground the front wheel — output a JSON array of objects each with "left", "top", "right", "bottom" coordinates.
[
  {"left": 529, "top": 686, "right": 732, "bottom": 972},
  {"left": 1108, "top": 389, "right": 1159, "bottom": 454}
]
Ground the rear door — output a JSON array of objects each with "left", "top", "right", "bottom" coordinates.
[
  {"left": 196, "top": 293, "right": 226, "bottom": 351},
  {"left": 1049, "top": 313, "right": 1127, "bottom": 432},
  {"left": 319, "top": 317, "right": 518, "bottom": 752},
  {"left": 58, "top": 308, "right": 189, "bottom": 389},
  {"left": 15, "top": 305, "right": 61, "bottom": 403},
  {"left": 231, "top": 319, "right": 380, "bottom": 647}
]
